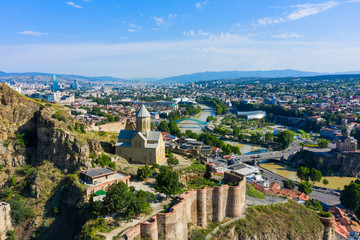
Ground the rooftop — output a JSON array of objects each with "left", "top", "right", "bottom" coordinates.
[
  {"left": 136, "top": 104, "right": 151, "bottom": 118},
  {"left": 81, "top": 167, "right": 115, "bottom": 178}
]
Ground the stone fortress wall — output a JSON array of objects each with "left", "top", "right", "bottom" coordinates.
[
  {"left": 0, "top": 202, "right": 13, "bottom": 240},
  {"left": 124, "top": 176, "right": 246, "bottom": 240}
]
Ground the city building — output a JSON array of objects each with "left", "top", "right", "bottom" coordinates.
[
  {"left": 80, "top": 167, "right": 130, "bottom": 201},
  {"left": 115, "top": 105, "right": 166, "bottom": 165},
  {"left": 336, "top": 128, "right": 357, "bottom": 152},
  {"left": 73, "top": 79, "right": 79, "bottom": 90},
  {"left": 52, "top": 74, "right": 59, "bottom": 92},
  {"left": 320, "top": 127, "right": 342, "bottom": 140}
]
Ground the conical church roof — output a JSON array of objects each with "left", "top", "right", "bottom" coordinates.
[{"left": 136, "top": 104, "right": 151, "bottom": 118}]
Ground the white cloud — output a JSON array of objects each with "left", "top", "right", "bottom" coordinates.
[
  {"left": 183, "top": 30, "right": 196, "bottom": 36},
  {"left": 287, "top": 1, "right": 339, "bottom": 21},
  {"left": 127, "top": 24, "right": 141, "bottom": 32},
  {"left": 272, "top": 32, "right": 302, "bottom": 39},
  {"left": 65, "top": 2, "right": 83, "bottom": 9},
  {"left": 2, "top": 35, "right": 360, "bottom": 79},
  {"left": 168, "top": 14, "right": 177, "bottom": 20},
  {"left": 17, "top": 30, "right": 49, "bottom": 36},
  {"left": 196, "top": 1, "right": 209, "bottom": 9},
  {"left": 153, "top": 17, "right": 165, "bottom": 26},
  {"left": 257, "top": 1, "right": 339, "bottom": 26},
  {"left": 183, "top": 29, "right": 238, "bottom": 40}
]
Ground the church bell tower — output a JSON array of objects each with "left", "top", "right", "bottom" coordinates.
[{"left": 136, "top": 105, "right": 151, "bottom": 133}]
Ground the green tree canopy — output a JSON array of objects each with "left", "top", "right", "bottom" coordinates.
[
  {"left": 340, "top": 181, "right": 360, "bottom": 212},
  {"left": 323, "top": 179, "right": 329, "bottom": 187},
  {"left": 155, "top": 166, "right": 182, "bottom": 198},
  {"left": 317, "top": 139, "right": 329, "bottom": 148},
  {"left": 137, "top": 164, "right": 153, "bottom": 180},
  {"left": 157, "top": 121, "right": 170, "bottom": 133},
  {"left": 310, "top": 168, "right": 322, "bottom": 184},
  {"left": 297, "top": 166, "right": 310, "bottom": 182},
  {"left": 275, "top": 130, "right": 294, "bottom": 150},
  {"left": 298, "top": 181, "right": 313, "bottom": 195},
  {"left": 283, "top": 180, "right": 295, "bottom": 190}
]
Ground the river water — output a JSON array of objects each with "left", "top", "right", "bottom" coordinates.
[{"left": 177, "top": 104, "right": 267, "bottom": 154}]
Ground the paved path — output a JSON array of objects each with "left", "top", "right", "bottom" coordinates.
[{"left": 99, "top": 199, "right": 170, "bottom": 240}]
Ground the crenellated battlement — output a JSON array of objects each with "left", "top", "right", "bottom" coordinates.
[{"left": 124, "top": 175, "right": 246, "bottom": 240}]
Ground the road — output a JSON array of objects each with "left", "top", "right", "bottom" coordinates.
[
  {"left": 258, "top": 167, "right": 340, "bottom": 206},
  {"left": 230, "top": 139, "right": 305, "bottom": 163}
]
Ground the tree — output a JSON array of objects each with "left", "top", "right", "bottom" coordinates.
[
  {"left": 155, "top": 166, "right": 182, "bottom": 199},
  {"left": 137, "top": 164, "right": 153, "bottom": 180},
  {"left": 103, "top": 182, "right": 134, "bottom": 214},
  {"left": 297, "top": 166, "right": 310, "bottom": 182},
  {"left": 283, "top": 180, "right": 295, "bottom": 190},
  {"left": 310, "top": 168, "right": 322, "bottom": 185},
  {"left": 275, "top": 130, "right": 294, "bottom": 150},
  {"left": 167, "top": 156, "right": 179, "bottom": 170},
  {"left": 238, "top": 133, "right": 246, "bottom": 141},
  {"left": 318, "top": 139, "right": 329, "bottom": 148},
  {"left": 250, "top": 132, "right": 263, "bottom": 144},
  {"left": 206, "top": 116, "right": 215, "bottom": 122},
  {"left": 340, "top": 181, "right": 360, "bottom": 212},
  {"left": 157, "top": 121, "right": 170, "bottom": 133},
  {"left": 298, "top": 181, "right": 313, "bottom": 195},
  {"left": 265, "top": 132, "right": 273, "bottom": 143},
  {"left": 168, "top": 121, "right": 181, "bottom": 137},
  {"left": 323, "top": 179, "right": 329, "bottom": 188}
]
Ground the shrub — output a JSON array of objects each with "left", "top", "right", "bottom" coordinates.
[
  {"left": 52, "top": 110, "right": 67, "bottom": 122},
  {"left": 7, "top": 230, "right": 16, "bottom": 240},
  {"left": 8, "top": 195, "right": 35, "bottom": 224},
  {"left": 318, "top": 211, "right": 332, "bottom": 218}
]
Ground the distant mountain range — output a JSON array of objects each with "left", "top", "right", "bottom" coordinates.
[
  {"left": 1, "top": 69, "right": 360, "bottom": 84},
  {"left": 0, "top": 71, "right": 129, "bottom": 83},
  {"left": 159, "top": 69, "right": 326, "bottom": 83}
]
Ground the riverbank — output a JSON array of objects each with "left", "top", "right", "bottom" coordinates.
[{"left": 259, "top": 161, "right": 357, "bottom": 190}]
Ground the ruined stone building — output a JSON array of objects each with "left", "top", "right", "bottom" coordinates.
[{"left": 115, "top": 105, "right": 165, "bottom": 165}]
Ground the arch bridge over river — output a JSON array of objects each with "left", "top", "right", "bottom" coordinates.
[{"left": 175, "top": 118, "right": 208, "bottom": 126}]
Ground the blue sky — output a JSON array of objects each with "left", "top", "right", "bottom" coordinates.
[{"left": 1, "top": 0, "right": 360, "bottom": 78}]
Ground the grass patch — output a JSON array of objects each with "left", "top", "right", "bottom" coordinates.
[
  {"left": 187, "top": 177, "right": 218, "bottom": 190},
  {"left": 214, "top": 200, "right": 323, "bottom": 239},
  {"left": 246, "top": 184, "right": 265, "bottom": 199}
]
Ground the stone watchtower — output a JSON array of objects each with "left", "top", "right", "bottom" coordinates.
[
  {"left": 136, "top": 105, "right": 151, "bottom": 134},
  {"left": 0, "top": 202, "right": 13, "bottom": 239}
]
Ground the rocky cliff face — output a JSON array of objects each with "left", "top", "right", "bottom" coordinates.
[
  {"left": 290, "top": 150, "right": 360, "bottom": 177},
  {"left": 0, "top": 83, "right": 101, "bottom": 171}
]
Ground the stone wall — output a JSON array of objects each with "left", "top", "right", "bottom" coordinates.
[
  {"left": 124, "top": 177, "right": 246, "bottom": 240},
  {"left": 0, "top": 202, "right": 13, "bottom": 240}
]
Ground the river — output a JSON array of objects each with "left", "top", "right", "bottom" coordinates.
[
  {"left": 177, "top": 104, "right": 267, "bottom": 155},
  {"left": 259, "top": 161, "right": 357, "bottom": 190}
]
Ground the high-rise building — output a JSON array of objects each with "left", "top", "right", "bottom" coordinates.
[
  {"left": 73, "top": 80, "right": 79, "bottom": 90},
  {"left": 52, "top": 75, "right": 59, "bottom": 92}
]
